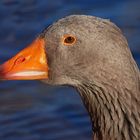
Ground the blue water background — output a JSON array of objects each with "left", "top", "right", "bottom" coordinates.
[{"left": 0, "top": 0, "right": 140, "bottom": 140}]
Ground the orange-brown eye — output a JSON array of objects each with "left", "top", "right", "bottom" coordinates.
[{"left": 62, "top": 35, "right": 76, "bottom": 46}]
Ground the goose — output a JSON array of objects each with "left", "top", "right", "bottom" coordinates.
[{"left": 0, "top": 15, "right": 140, "bottom": 140}]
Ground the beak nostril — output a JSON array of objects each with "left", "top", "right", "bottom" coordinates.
[{"left": 15, "top": 56, "right": 26, "bottom": 65}]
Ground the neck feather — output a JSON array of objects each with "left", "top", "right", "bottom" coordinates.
[{"left": 77, "top": 81, "right": 140, "bottom": 140}]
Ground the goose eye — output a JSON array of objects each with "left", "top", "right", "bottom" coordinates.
[{"left": 62, "top": 35, "right": 76, "bottom": 46}]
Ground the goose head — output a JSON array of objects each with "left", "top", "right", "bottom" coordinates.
[{"left": 0, "top": 15, "right": 139, "bottom": 140}]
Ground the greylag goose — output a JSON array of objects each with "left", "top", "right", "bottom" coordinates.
[{"left": 0, "top": 15, "right": 140, "bottom": 140}]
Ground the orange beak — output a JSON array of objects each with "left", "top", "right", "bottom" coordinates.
[{"left": 0, "top": 38, "right": 48, "bottom": 80}]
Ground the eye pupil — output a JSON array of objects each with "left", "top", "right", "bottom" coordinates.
[
  {"left": 63, "top": 35, "right": 76, "bottom": 46},
  {"left": 65, "top": 36, "right": 74, "bottom": 44}
]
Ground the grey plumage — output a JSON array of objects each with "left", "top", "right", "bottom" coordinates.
[{"left": 41, "top": 15, "right": 140, "bottom": 140}]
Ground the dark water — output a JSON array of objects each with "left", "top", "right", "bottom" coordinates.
[{"left": 0, "top": 0, "right": 140, "bottom": 140}]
